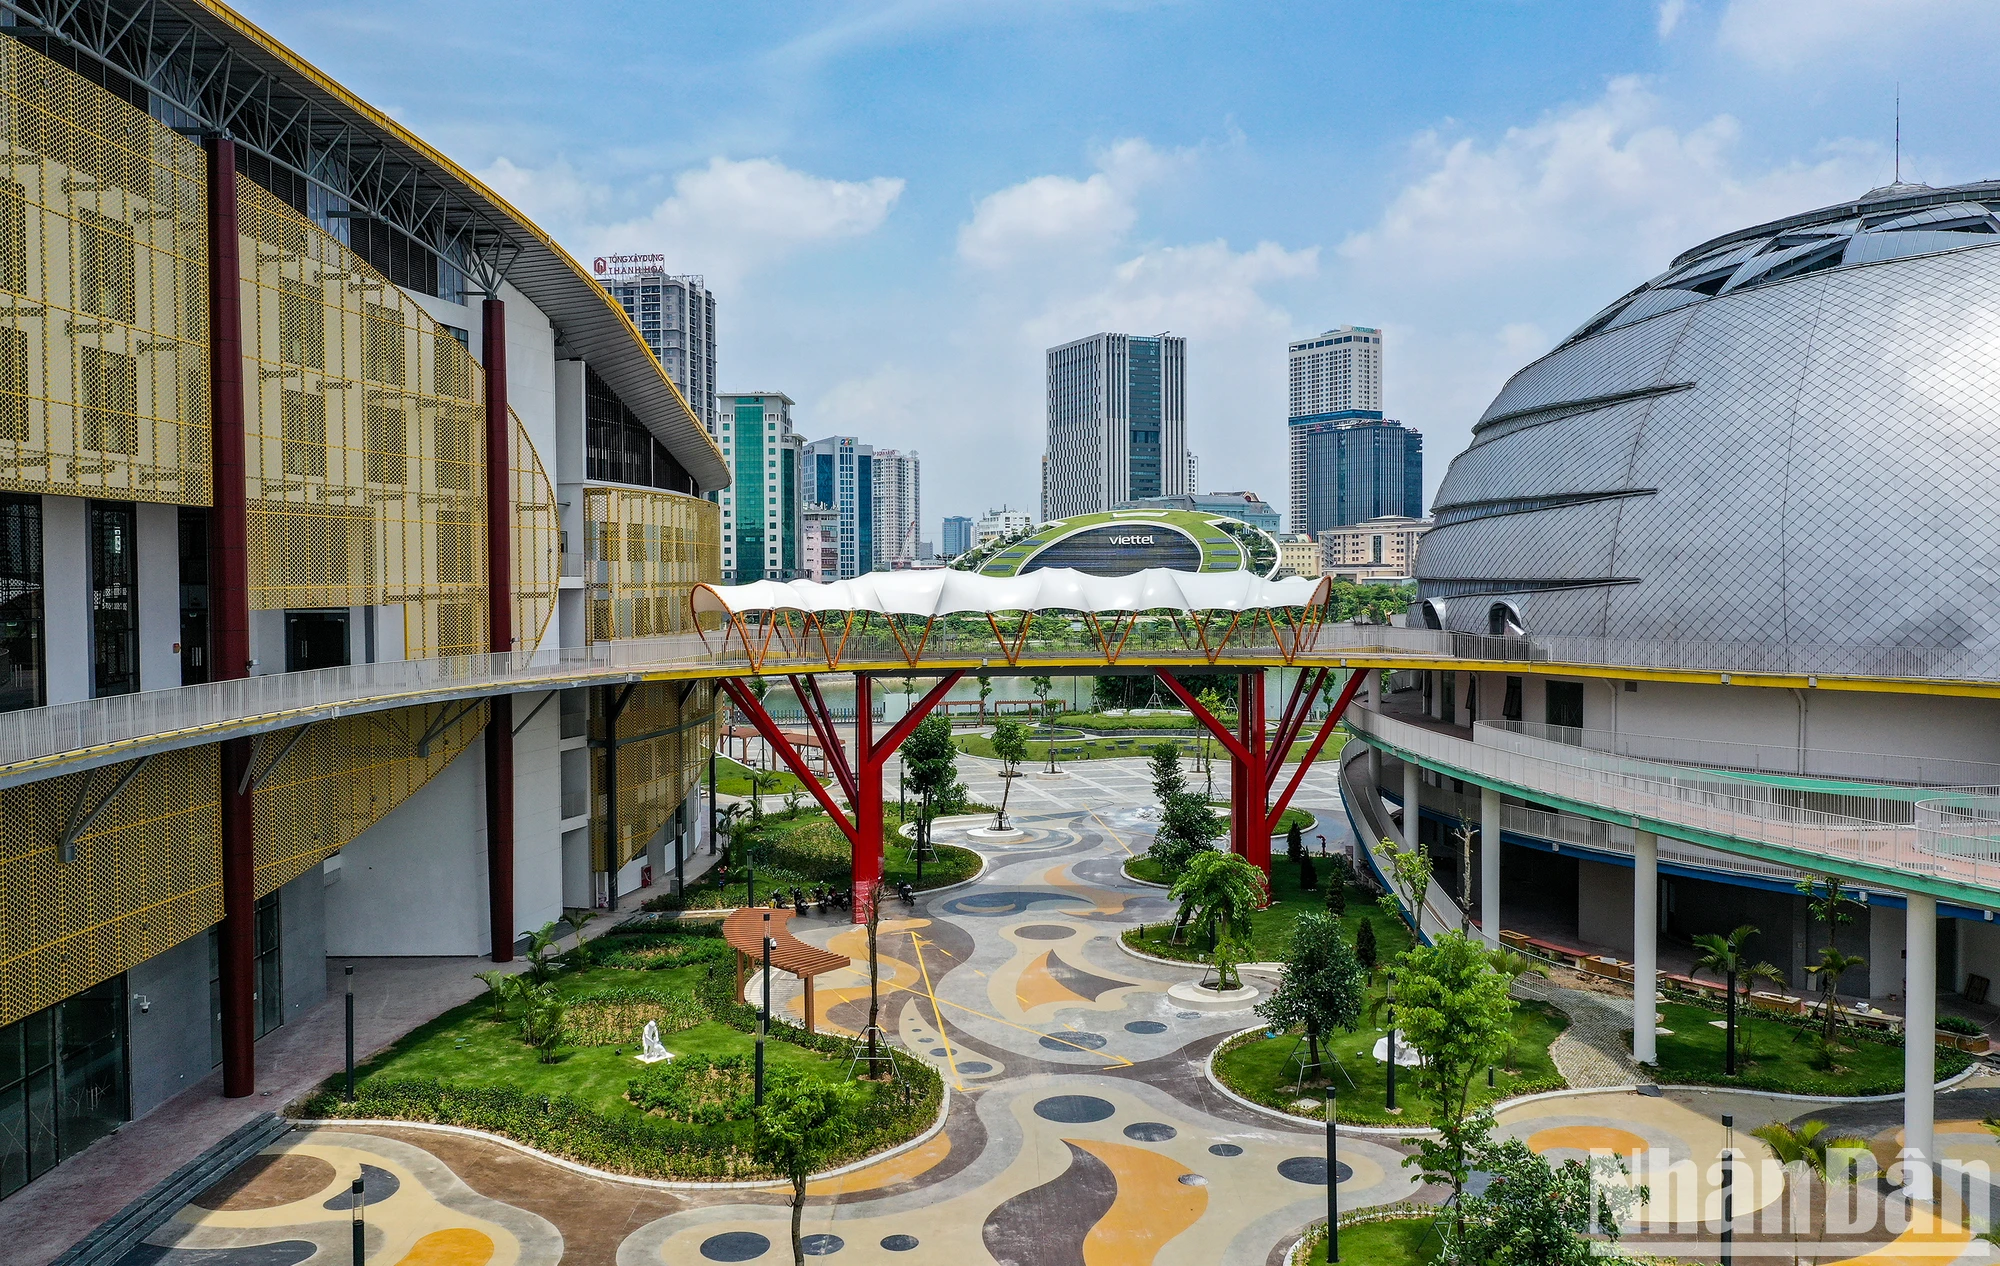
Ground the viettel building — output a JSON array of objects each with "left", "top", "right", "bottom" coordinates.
[
  {"left": 1343, "top": 178, "right": 2000, "bottom": 1182},
  {"left": 0, "top": 2, "right": 726, "bottom": 1200}
]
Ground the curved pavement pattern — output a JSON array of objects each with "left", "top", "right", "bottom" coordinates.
[{"left": 112, "top": 760, "right": 1420, "bottom": 1266}]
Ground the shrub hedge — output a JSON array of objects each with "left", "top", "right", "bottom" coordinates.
[{"left": 560, "top": 987, "right": 706, "bottom": 1047}]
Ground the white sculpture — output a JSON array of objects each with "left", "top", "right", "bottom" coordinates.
[
  {"left": 636, "top": 1019, "right": 673, "bottom": 1064},
  {"left": 1370, "top": 1029, "right": 1423, "bottom": 1067}
]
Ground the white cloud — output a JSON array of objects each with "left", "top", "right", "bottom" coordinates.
[
  {"left": 957, "top": 139, "right": 1183, "bottom": 268},
  {"left": 1340, "top": 76, "right": 1872, "bottom": 286},
  {"left": 474, "top": 154, "right": 903, "bottom": 285},
  {"left": 1656, "top": 0, "right": 1687, "bottom": 39},
  {"left": 1716, "top": 0, "right": 2000, "bottom": 70},
  {"left": 1027, "top": 239, "right": 1318, "bottom": 345}
]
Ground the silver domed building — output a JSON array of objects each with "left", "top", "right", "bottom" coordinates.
[
  {"left": 1416, "top": 180, "right": 2000, "bottom": 673},
  {"left": 1344, "top": 183, "right": 2000, "bottom": 1187}
]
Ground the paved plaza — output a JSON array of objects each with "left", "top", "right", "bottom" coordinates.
[{"left": 94, "top": 754, "right": 2000, "bottom": 1264}]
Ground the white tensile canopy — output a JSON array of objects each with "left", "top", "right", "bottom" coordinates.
[{"left": 690, "top": 568, "right": 1332, "bottom": 620}]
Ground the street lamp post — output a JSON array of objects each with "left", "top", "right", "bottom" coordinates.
[
  {"left": 755, "top": 914, "right": 772, "bottom": 1107},
  {"left": 349, "top": 1177, "right": 364, "bottom": 1266},
  {"left": 1720, "top": 1113, "right": 1734, "bottom": 1266},
  {"left": 343, "top": 965, "right": 355, "bottom": 1102},
  {"left": 1385, "top": 969, "right": 1399, "bottom": 1113},
  {"left": 1326, "top": 1085, "right": 1340, "bottom": 1262}
]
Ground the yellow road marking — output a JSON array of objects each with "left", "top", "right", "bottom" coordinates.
[
  {"left": 908, "top": 934, "right": 966, "bottom": 1091},
  {"left": 1089, "top": 809, "right": 1134, "bottom": 857}
]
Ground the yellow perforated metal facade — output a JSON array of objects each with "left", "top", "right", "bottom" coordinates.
[
  {"left": 251, "top": 700, "right": 489, "bottom": 899},
  {"left": 0, "top": 40, "right": 209, "bottom": 505},
  {"left": 236, "top": 176, "right": 487, "bottom": 658},
  {"left": 584, "top": 484, "right": 719, "bottom": 642},
  {"left": 511, "top": 410, "right": 556, "bottom": 652},
  {"left": 593, "top": 680, "right": 714, "bottom": 869},
  {"left": 0, "top": 747, "right": 219, "bottom": 1026}
]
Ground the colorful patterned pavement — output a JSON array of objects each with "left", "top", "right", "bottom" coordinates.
[{"left": 106, "top": 756, "right": 2000, "bottom": 1264}]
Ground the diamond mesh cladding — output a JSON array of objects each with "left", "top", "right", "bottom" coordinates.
[
  {"left": 594, "top": 680, "right": 713, "bottom": 868},
  {"left": 238, "top": 176, "right": 486, "bottom": 658},
  {"left": 0, "top": 747, "right": 217, "bottom": 1026},
  {"left": 0, "top": 40, "right": 209, "bottom": 506},
  {"left": 1420, "top": 189, "right": 2000, "bottom": 665},
  {"left": 585, "top": 484, "right": 721, "bottom": 642}
]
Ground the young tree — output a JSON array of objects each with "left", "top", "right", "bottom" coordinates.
[
  {"left": 1376, "top": 836, "right": 1433, "bottom": 936},
  {"left": 1285, "top": 821, "right": 1304, "bottom": 865},
  {"left": 1195, "top": 686, "right": 1226, "bottom": 797},
  {"left": 975, "top": 672, "right": 993, "bottom": 723},
  {"left": 1356, "top": 917, "right": 1379, "bottom": 978},
  {"left": 1257, "top": 911, "right": 1364, "bottom": 1075},
  {"left": 990, "top": 719, "right": 1029, "bottom": 830},
  {"left": 1396, "top": 931, "right": 1517, "bottom": 1219},
  {"left": 1028, "top": 675, "right": 1057, "bottom": 770},
  {"left": 1797, "top": 873, "right": 1859, "bottom": 958},
  {"left": 900, "top": 715, "right": 959, "bottom": 863},
  {"left": 1692, "top": 924, "right": 1763, "bottom": 1076},
  {"left": 1322, "top": 870, "right": 1345, "bottom": 915},
  {"left": 516, "top": 985, "right": 567, "bottom": 1063},
  {"left": 1298, "top": 853, "right": 1318, "bottom": 892},
  {"left": 1169, "top": 849, "right": 1268, "bottom": 953},
  {"left": 1148, "top": 742, "right": 1187, "bottom": 803},
  {"left": 1148, "top": 790, "right": 1224, "bottom": 880},
  {"left": 1450, "top": 1116, "right": 1644, "bottom": 1266},
  {"left": 755, "top": 1073, "right": 858, "bottom": 1266},
  {"left": 1807, "top": 946, "right": 1868, "bottom": 1044}
]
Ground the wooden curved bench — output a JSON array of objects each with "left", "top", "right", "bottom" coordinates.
[{"left": 723, "top": 907, "right": 851, "bottom": 1034}]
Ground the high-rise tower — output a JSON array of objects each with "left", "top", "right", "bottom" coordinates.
[{"left": 1041, "top": 333, "right": 1186, "bottom": 520}]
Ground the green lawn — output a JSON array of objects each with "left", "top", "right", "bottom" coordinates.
[
  {"left": 1126, "top": 860, "right": 1405, "bottom": 964},
  {"left": 669, "top": 806, "right": 981, "bottom": 910},
  {"left": 1305, "top": 1218, "right": 1441, "bottom": 1265},
  {"left": 1215, "top": 997, "right": 1567, "bottom": 1127},
  {"left": 712, "top": 754, "right": 805, "bottom": 798},
  {"left": 1649, "top": 999, "right": 1970, "bottom": 1096}
]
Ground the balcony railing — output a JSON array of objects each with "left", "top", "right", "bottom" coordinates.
[{"left": 1348, "top": 706, "right": 2000, "bottom": 899}]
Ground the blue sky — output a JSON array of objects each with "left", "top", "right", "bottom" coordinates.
[{"left": 241, "top": 0, "right": 2000, "bottom": 540}]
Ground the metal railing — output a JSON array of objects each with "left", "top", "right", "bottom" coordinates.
[
  {"left": 1487, "top": 720, "right": 2000, "bottom": 793},
  {"left": 1349, "top": 706, "right": 2000, "bottom": 897}
]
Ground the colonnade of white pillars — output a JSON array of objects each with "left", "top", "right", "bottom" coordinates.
[
  {"left": 1480, "top": 786, "right": 1500, "bottom": 950},
  {"left": 1632, "top": 830, "right": 1658, "bottom": 1066},
  {"left": 1377, "top": 744, "right": 1939, "bottom": 1200}
]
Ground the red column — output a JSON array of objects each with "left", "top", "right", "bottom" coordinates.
[
  {"left": 1245, "top": 669, "right": 1269, "bottom": 874},
  {"left": 481, "top": 299, "right": 514, "bottom": 961},
  {"left": 205, "top": 137, "right": 255, "bottom": 1098},
  {"left": 852, "top": 674, "right": 882, "bottom": 914}
]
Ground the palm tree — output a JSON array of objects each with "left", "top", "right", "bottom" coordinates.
[
  {"left": 1806, "top": 946, "right": 1867, "bottom": 1045},
  {"left": 1693, "top": 924, "right": 1761, "bottom": 1075},
  {"left": 1168, "top": 850, "right": 1268, "bottom": 954},
  {"left": 1487, "top": 947, "right": 1547, "bottom": 987},
  {"left": 1751, "top": 1117, "right": 1869, "bottom": 1261}
]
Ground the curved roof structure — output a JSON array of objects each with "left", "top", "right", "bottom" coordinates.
[
  {"left": 1418, "top": 178, "right": 2000, "bottom": 666},
  {"left": 7, "top": 0, "right": 728, "bottom": 491},
  {"left": 693, "top": 568, "right": 1330, "bottom": 619},
  {"left": 956, "top": 509, "right": 1280, "bottom": 579}
]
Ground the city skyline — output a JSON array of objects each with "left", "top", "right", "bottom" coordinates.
[{"left": 234, "top": 1, "right": 1996, "bottom": 538}]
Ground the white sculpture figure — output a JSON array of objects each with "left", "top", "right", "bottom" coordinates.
[
  {"left": 636, "top": 1019, "right": 673, "bottom": 1064},
  {"left": 1370, "top": 1029, "right": 1423, "bottom": 1067}
]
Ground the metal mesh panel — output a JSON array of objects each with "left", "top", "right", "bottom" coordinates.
[
  {"left": 252, "top": 699, "right": 488, "bottom": 897},
  {"left": 0, "top": 40, "right": 209, "bottom": 505},
  {"left": 593, "top": 679, "right": 712, "bottom": 868},
  {"left": 511, "top": 409, "right": 556, "bottom": 652},
  {"left": 0, "top": 746, "right": 219, "bottom": 1025},
  {"left": 237, "top": 176, "right": 487, "bottom": 657},
  {"left": 584, "top": 484, "right": 719, "bottom": 642}
]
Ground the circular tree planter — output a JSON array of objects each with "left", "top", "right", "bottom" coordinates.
[
  {"left": 966, "top": 826, "right": 1031, "bottom": 841},
  {"left": 1168, "top": 980, "right": 1260, "bottom": 1012}
]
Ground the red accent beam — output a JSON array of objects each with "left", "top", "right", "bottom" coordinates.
[
  {"left": 1266, "top": 668, "right": 1328, "bottom": 797},
  {"left": 789, "top": 674, "right": 857, "bottom": 804},
  {"left": 1269, "top": 668, "right": 1370, "bottom": 829},
  {"left": 206, "top": 137, "right": 255, "bottom": 1099},
  {"left": 481, "top": 298, "right": 514, "bottom": 962},
  {"left": 869, "top": 671, "right": 966, "bottom": 763},
  {"left": 720, "top": 678, "right": 855, "bottom": 838},
  {"left": 1151, "top": 669, "right": 1251, "bottom": 765}
]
